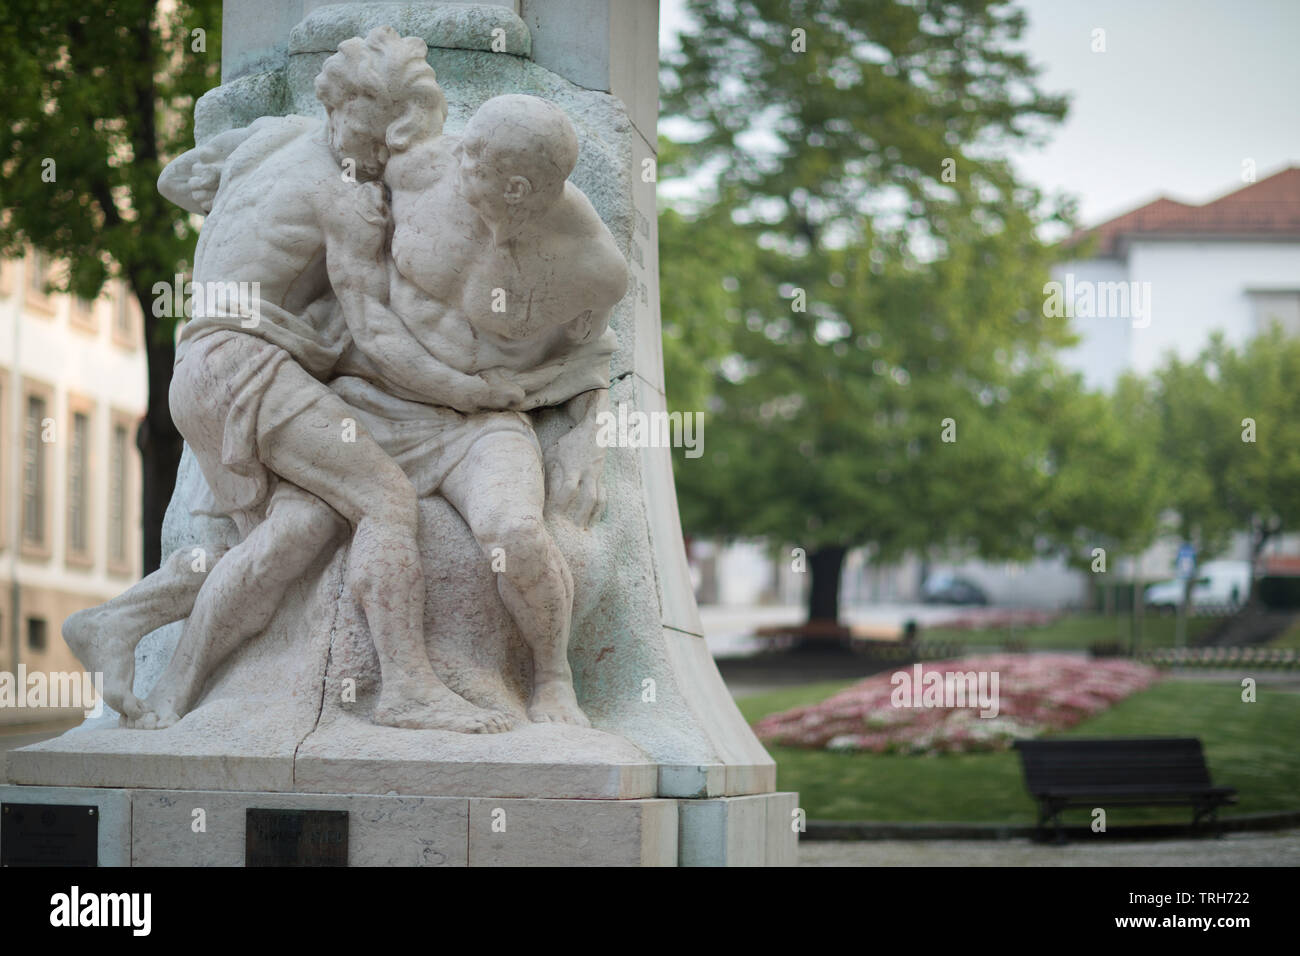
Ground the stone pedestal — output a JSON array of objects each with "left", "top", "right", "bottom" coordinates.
[{"left": 0, "top": 784, "right": 797, "bottom": 867}]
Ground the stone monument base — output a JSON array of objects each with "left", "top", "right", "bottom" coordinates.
[{"left": 0, "top": 783, "right": 797, "bottom": 867}]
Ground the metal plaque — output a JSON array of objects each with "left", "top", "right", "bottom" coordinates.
[
  {"left": 245, "top": 808, "right": 348, "bottom": 867},
  {"left": 1, "top": 803, "right": 99, "bottom": 867}
]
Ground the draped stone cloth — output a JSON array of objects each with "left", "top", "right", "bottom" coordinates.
[{"left": 173, "top": 303, "right": 615, "bottom": 539}]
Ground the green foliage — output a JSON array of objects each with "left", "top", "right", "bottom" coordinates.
[
  {"left": 1215, "top": 327, "right": 1300, "bottom": 547},
  {"left": 1147, "top": 347, "right": 1244, "bottom": 559},
  {"left": 0, "top": 0, "right": 221, "bottom": 326},
  {"left": 661, "top": 0, "right": 1070, "bottom": 249},
  {"left": 660, "top": 0, "right": 1078, "bottom": 580},
  {"left": 1143, "top": 329, "right": 1300, "bottom": 565},
  {"left": 1035, "top": 371, "right": 1168, "bottom": 568}
]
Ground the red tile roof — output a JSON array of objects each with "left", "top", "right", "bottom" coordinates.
[
  {"left": 1262, "top": 554, "right": 1300, "bottom": 577},
  {"left": 1069, "top": 167, "right": 1300, "bottom": 256}
]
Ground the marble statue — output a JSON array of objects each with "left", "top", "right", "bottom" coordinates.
[
  {"left": 64, "top": 26, "right": 626, "bottom": 735},
  {"left": 4, "top": 3, "right": 794, "bottom": 868}
]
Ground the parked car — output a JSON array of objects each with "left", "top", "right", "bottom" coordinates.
[
  {"left": 921, "top": 573, "right": 989, "bottom": 605},
  {"left": 1143, "top": 560, "right": 1251, "bottom": 613}
]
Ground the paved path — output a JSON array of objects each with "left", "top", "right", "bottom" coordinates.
[{"left": 798, "top": 829, "right": 1300, "bottom": 866}]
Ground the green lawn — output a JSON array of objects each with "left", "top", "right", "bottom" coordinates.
[
  {"left": 920, "top": 612, "right": 1216, "bottom": 651},
  {"left": 1270, "top": 620, "right": 1300, "bottom": 649},
  {"left": 738, "top": 679, "right": 1300, "bottom": 823}
]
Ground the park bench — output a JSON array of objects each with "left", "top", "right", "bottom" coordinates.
[{"left": 1013, "top": 737, "right": 1238, "bottom": 843}]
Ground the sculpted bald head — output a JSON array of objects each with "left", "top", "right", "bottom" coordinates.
[{"left": 456, "top": 95, "right": 579, "bottom": 239}]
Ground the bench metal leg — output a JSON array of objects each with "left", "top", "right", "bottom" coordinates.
[
  {"left": 1036, "top": 801, "right": 1067, "bottom": 845},
  {"left": 1192, "top": 803, "right": 1225, "bottom": 838}
]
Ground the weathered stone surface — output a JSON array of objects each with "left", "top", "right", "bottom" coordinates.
[
  {"left": 131, "top": 790, "right": 469, "bottom": 866},
  {"left": 2, "top": 782, "right": 796, "bottom": 866},
  {"left": 467, "top": 797, "right": 677, "bottom": 866},
  {"left": 289, "top": 2, "right": 531, "bottom": 58},
  {"left": 678, "top": 793, "right": 801, "bottom": 867}
]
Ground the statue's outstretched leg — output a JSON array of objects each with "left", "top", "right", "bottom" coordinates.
[{"left": 64, "top": 540, "right": 229, "bottom": 718}]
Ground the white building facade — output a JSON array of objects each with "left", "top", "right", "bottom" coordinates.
[
  {"left": 0, "top": 251, "right": 146, "bottom": 722},
  {"left": 1061, "top": 169, "right": 1300, "bottom": 390}
]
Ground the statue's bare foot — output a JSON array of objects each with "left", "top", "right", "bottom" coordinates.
[
  {"left": 63, "top": 607, "right": 142, "bottom": 719},
  {"left": 374, "top": 681, "right": 513, "bottom": 733},
  {"left": 527, "top": 680, "right": 590, "bottom": 728},
  {"left": 122, "top": 706, "right": 181, "bottom": 730},
  {"left": 124, "top": 673, "right": 197, "bottom": 730}
]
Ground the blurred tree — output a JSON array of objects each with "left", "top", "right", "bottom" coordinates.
[
  {"left": 1196, "top": 329, "right": 1300, "bottom": 604},
  {"left": 1148, "top": 344, "right": 1247, "bottom": 569},
  {"left": 0, "top": 0, "right": 222, "bottom": 571},
  {"left": 1034, "top": 371, "right": 1167, "bottom": 639},
  {"left": 1142, "top": 337, "right": 1256, "bottom": 646},
  {"left": 660, "top": 0, "right": 1075, "bottom": 625},
  {"left": 1036, "top": 374, "right": 1166, "bottom": 567}
]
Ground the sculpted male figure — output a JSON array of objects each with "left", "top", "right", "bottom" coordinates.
[
  {"left": 65, "top": 27, "right": 515, "bottom": 733},
  {"left": 321, "top": 94, "right": 631, "bottom": 726},
  {"left": 134, "top": 93, "right": 627, "bottom": 729}
]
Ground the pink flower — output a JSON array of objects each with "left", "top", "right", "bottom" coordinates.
[{"left": 754, "top": 654, "right": 1162, "bottom": 755}]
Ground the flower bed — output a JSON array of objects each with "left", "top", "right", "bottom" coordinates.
[{"left": 753, "top": 654, "right": 1161, "bottom": 755}]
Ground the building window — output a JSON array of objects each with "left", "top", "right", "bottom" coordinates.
[
  {"left": 69, "top": 411, "right": 89, "bottom": 554},
  {"left": 23, "top": 395, "right": 48, "bottom": 545},
  {"left": 27, "top": 617, "right": 47, "bottom": 652},
  {"left": 109, "top": 423, "right": 129, "bottom": 564},
  {"left": 1248, "top": 291, "right": 1300, "bottom": 336}
]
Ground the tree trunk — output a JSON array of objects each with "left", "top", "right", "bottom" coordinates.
[
  {"left": 136, "top": 287, "right": 181, "bottom": 575},
  {"left": 1131, "top": 566, "right": 1144, "bottom": 654},
  {"left": 1247, "top": 527, "right": 1273, "bottom": 610},
  {"left": 806, "top": 545, "right": 848, "bottom": 626}
]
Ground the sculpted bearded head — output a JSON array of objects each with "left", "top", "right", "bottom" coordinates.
[{"left": 315, "top": 26, "right": 447, "bottom": 181}]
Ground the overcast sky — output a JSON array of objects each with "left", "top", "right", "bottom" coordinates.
[{"left": 658, "top": 0, "right": 1300, "bottom": 226}]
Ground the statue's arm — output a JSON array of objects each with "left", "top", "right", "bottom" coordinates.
[
  {"left": 158, "top": 126, "right": 256, "bottom": 214},
  {"left": 533, "top": 238, "right": 624, "bottom": 526},
  {"left": 320, "top": 183, "right": 521, "bottom": 411},
  {"left": 340, "top": 289, "right": 525, "bottom": 412},
  {"left": 544, "top": 387, "right": 610, "bottom": 528}
]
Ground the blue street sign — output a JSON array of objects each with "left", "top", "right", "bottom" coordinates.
[{"left": 1176, "top": 544, "right": 1197, "bottom": 580}]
